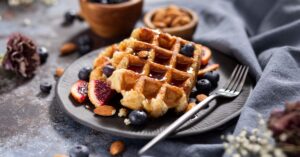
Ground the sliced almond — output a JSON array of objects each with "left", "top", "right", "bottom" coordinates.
[
  {"left": 196, "top": 94, "right": 208, "bottom": 102},
  {"left": 94, "top": 105, "right": 116, "bottom": 116},
  {"left": 110, "top": 141, "right": 125, "bottom": 156},
  {"left": 55, "top": 67, "right": 64, "bottom": 77},
  {"left": 60, "top": 42, "right": 77, "bottom": 55}
]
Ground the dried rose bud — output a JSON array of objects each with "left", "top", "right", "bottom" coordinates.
[{"left": 2, "top": 33, "right": 40, "bottom": 78}]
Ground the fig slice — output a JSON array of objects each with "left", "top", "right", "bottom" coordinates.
[
  {"left": 70, "top": 80, "right": 88, "bottom": 103},
  {"left": 88, "top": 80, "right": 114, "bottom": 107}
]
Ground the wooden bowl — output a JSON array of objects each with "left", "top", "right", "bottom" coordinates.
[
  {"left": 143, "top": 6, "right": 198, "bottom": 40},
  {"left": 79, "top": 0, "right": 143, "bottom": 38}
]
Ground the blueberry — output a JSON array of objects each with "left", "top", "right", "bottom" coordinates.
[
  {"left": 196, "top": 79, "right": 212, "bottom": 95},
  {"left": 78, "top": 45, "right": 92, "bottom": 56},
  {"left": 102, "top": 65, "right": 115, "bottom": 77},
  {"left": 40, "top": 82, "right": 52, "bottom": 93},
  {"left": 180, "top": 43, "right": 194, "bottom": 57},
  {"left": 78, "top": 67, "right": 92, "bottom": 81},
  {"left": 203, "top": 71, "right": 220, "bottom": 86},
  {"left": 129, "top": 110, "right": 148, "bottom": 125},
  {"left": 190, "top": 87, "right": 198, "bottom": 97},
  {"left": 62, "top": 10, "right": 77, "bottom": 26},
  {"left": 37, "top": 46, "right": 49, "bottom": 64},
  {"left": 77, "top": 35, "right": 92, "bottom": 46},
  {"left": 69, "top": 145, "right": 89, "bottom": 157}
]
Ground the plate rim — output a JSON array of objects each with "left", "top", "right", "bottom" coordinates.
[{"left": 55, "top": 48, "right": 253, "bottom": 139}]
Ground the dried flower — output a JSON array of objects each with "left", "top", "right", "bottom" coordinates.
[
  {"left": 268, "top": 101, "right": 300, "bottom": 156},
  {"left": 222, "top": 116, "right": 286, "bottom": 157},
  {"left": 2, "top": 33, "right": 40, "bottom": 78}
]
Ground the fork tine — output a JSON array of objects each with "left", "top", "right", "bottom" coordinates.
[
  {"left": 225, "top": 65, "right": 243, "bottom": 91},
  {"left": 235, "top": 66, "right": 249, "bottom": 93},
  {"left": 230, "top": 66, "right": 247, "bottom": 92},
  {"left": 222, "top": 65, "right": 240, "bottom": 90}
]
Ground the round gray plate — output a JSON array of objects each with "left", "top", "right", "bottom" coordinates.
[{"left": 56, "top": 48, "right": 252, "bottom": 139}]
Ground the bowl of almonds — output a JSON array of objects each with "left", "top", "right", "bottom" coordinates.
[{"left": 143, "top": 5, "right": 198, "bottom": 39}]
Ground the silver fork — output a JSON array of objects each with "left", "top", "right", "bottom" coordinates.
[{"left": 138, "top": 65, "right": 249, "bottom": 156}]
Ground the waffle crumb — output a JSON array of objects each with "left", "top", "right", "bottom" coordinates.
[
  {"left": 118, "top": 108, "right": 128, "bottom": 117},
  {"left": 196, "top": 94, "right": 207, "bottom": 102},
  {"left": 124, "top": 118, "right": 131, "bottom": 125}
]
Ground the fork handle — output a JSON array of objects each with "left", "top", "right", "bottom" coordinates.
[{"left": 138, "top": 94, "right": 219, "bottom": 155}]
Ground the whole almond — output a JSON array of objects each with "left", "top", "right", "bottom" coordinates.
[
  {"left": 94, "top": 105, "right": 116, "bottom": 116},
  {"left": 60, "top": 42, "right": 77, "bottom": 55},
  {"left": 110, "top": 141, "right": 125, "bottom": 156},
  {"left": 153, "top": 21, "right": 167, "bottom": 28},
  {"left": 55, "top": 67, "right": 64, "bottom": 77},
  {"left": 170, "top": 16, "right": 182, "bottom": 27},
  {"left": 196, "top": 94, "right": 208, "bottom": 102},
  {"left": 153, "top": 9, "right": 166, "bottom": 22},
  {"left": 185, "top": 102, "right": 196, "bottom": 112}
]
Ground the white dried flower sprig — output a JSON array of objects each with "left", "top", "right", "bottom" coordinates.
[
  {"left": 8, "top": 0, "right": 57, "bottom": 6},
  {"left": 222, "top": 115, "right": 286, "bottom": 157}
]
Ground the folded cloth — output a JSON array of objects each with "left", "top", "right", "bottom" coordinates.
[{"left": 135, "top": 0, "right": 300, "bottom": 156}]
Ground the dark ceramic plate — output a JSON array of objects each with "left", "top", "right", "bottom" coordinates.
[{"left": 56, "top": 48, "right": 253, "bottom": 139}]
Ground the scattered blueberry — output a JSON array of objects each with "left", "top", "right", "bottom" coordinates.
[
  {"left": 190, "top": 87, "right": 198, "bottom": 97},
  {"left": 78, "top": 44, "right": 92, "bottom": 56},
  {"left": 62, "top": 10, "right": 77, "bottom": 26},
  {"left": 37, "top": 46, "right": 49, "bottom": 64},
  {"left": 103, "top": 65, "right": 115, "bottom": 77},
  {"left": 77, "top": 35, "right": 92, "bottom": 46},
  {"left": 40, "top": 82, "right": 52, "bottom": 93},
  {"left": 69, "top": 145, "right": 89, "bottom": 157},
  {"left": 196, "top": 79, "right": 212, "bottom": 95},
  {"left": 129, "top": 110, "right": 148, "bottom": 125},
  {"left": 180, "top": 43, "right": 194, "bottom": 57},
  {"left": 203, "top": 71, "right": 220, "bottom": 86},
  {"left": 78, "top": 67, "right": 92, "bottom": 81}
]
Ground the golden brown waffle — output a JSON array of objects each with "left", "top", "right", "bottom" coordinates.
[{"left": 90, "top": 28, "right": 202, "bottom": 117}]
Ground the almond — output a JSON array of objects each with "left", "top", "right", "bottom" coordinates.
[
  {"left": 196, "top": 94, "right": 208, "bottom": 102},
  {"left": 185, "top": 102, "right": 196, "bottom": 112},
  {"left": 153, "top": 21, "right": 167, "bottom": 28},
  {"left": 55, "top": 67, "right": 64, "bottom": 77},
  {"left": 60, "top": 42, "right": 77, "bottom": 55},
  {"left": 110, "top": 141, "right": 125, "bottom": 156},
  {"left": 153, "top": 9, "right": 166, "bottom": 22},
  {"left": 94, "top": 105, "right": 116, "bottom": 116},
  {"left": 170, "top": 16, "right": 182, "bottom": 27}
]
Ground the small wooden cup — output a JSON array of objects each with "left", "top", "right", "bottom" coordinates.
[
  {"left": 79, "top": 0, "right": 143, "bottom": 38},
  {"left": 144, "top": 6, "right": 198, "bottom": 40}
]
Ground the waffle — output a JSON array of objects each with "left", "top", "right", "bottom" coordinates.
[{"left": 90, "top": 28, "right": 202, "bottom": 117}]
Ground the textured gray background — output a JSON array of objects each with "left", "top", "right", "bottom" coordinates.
[
  {"left": 0, "top": 0, "right": 235, "bottom": 157},
  {"left": 1, "top": 0, "right": 300, "bottom": 157}
]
